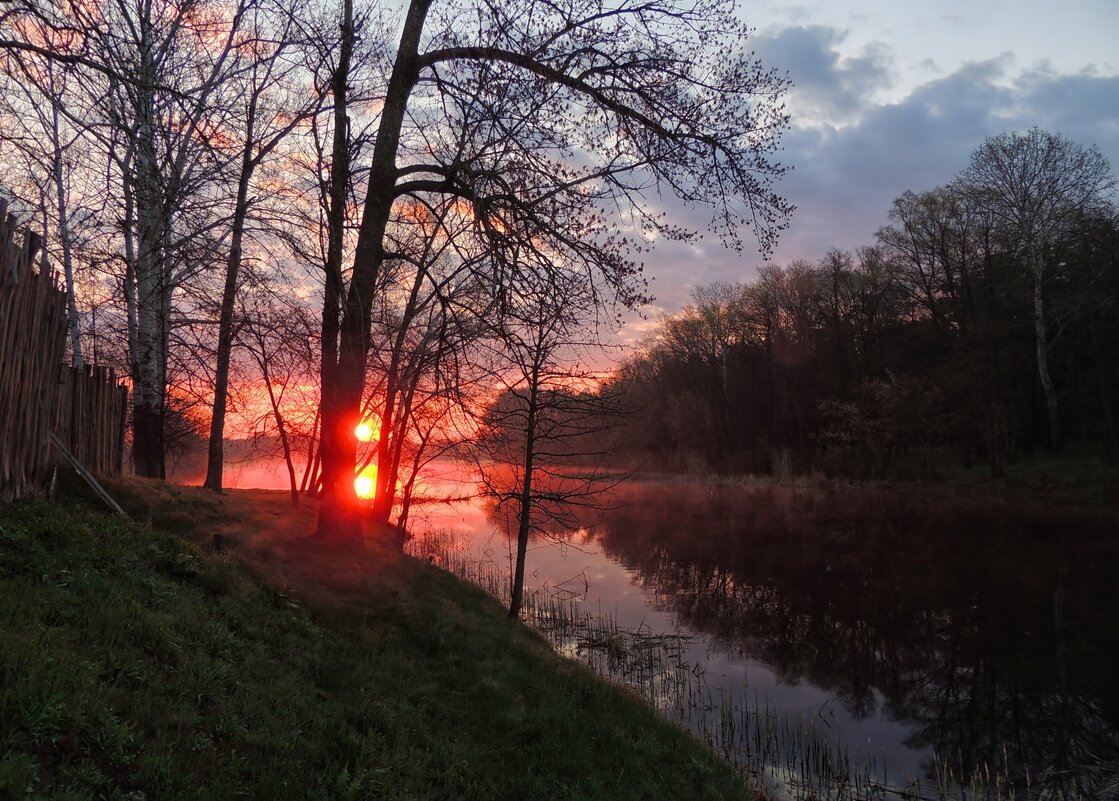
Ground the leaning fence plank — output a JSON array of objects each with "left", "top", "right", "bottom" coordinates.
[{"left": 49, "top": 432, "right": 126, "bottom": 516}]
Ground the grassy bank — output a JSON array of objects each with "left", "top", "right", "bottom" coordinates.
[{"left": 0, "top": 484, "right": 750, "bottom": 800}]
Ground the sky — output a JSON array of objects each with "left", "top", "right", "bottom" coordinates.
[{"left": 620, "top": 0, "right": 1119, "bottom": 341}]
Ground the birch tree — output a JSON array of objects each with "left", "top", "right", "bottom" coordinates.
[
  {"left": 960, "top": 128, "right": 1114, "bottom": 450},
  {"left": 0, "top": 29, "right": 94, "bottom": 366},
  {"left": 3, "top": 0, "right": 266, "bottom": 477}
]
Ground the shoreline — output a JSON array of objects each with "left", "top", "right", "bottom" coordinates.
[{"left": 618, "top": 456, "right": 1119, "bottom": 514}]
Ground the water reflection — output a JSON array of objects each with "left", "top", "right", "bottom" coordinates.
[
  {"left": 416, "top": 475, "right": 1119, "bottom": 799},
  {"left": 584, "top": 483, "right": 1119, "bottom": 799}
]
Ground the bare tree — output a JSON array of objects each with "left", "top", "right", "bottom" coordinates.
[
  {"left": 960, "top": 128, "right": 1115, "bottom": 450},
  {"left": 260, "top": 0, "right": 385, "bottom": 499},
  {"left": 3, "top": 0, "right": 792, "bottom": 516},
  {"left": 3, "top": 0, "right": 270, "bottom": 477},
  {"left": 877, "top": 187, "right": 1012, "bottom": 475},
  {"left": 474, "top": 258, "right": 625, "bottom": 619},
  {"left": 366, "top": 194, "right": 493, "bottom": 524},
  {"left": 315, "top": 0, "right": 793, "bottom": 543},
  {"left": 236, "top": 290, "right": 318, "bottom": 507},
  {"left": 203, "top": 3, "right": 329, "bottom": 491},
  {"left": 0, "top": 25, "right": 97, "bottom": 365}
]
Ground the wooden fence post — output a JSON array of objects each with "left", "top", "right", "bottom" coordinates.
[{"left": 0, "top": 212, "right": 130, "bottom": 500}]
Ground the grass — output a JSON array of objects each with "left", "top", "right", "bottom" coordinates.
[{"left": 0, "top": 481, "right": 752, "bottom": 800}]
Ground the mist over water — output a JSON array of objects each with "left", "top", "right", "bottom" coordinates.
[
  {"left": 412, "top": 468, "right": 1119, "bottom": 800},
  {"left": 169, "top": 454, "right": 310, "bottom": 491}
]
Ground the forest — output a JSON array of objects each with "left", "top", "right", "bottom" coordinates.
[{"left": 613, "top": 136, "right": 1118, "bottom": 479}]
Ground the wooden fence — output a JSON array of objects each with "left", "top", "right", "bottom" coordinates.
[
  {"left": 54, "top": 364, "right": 129, "bottom": 477},
  {"left": 0, "top": 201, "right": 128, "bottom": 500}
]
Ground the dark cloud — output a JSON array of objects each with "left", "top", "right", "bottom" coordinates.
[{"left": 751, "top": 26, "right": 893, "bottom": 124}]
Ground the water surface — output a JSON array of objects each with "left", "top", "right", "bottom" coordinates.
[{"left": 410, "top": 470, "right": 1119, "bottom": 800}]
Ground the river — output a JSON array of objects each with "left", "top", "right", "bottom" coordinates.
[{"left": 407, "top": 465, "right": 1119, "bottom": 801}]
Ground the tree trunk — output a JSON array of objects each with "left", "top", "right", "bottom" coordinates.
[
  {"left": 1090, "top": 320, "right": 1117, "bottom": 463},
  {"left": 396, "top": 428, "right": 429, "bottom": 532},
  {"left": 259, "top": 352, "right": 300, "bottom": 508},
  {"left": 370, "top": 379, "right": 400, "bottom": 524},
  {"left": 508, "top": 366, "right": 540, "bottom": 620},
  {"left": 204, "top": 117, "right": 256, "bottom": 491},
  {"left": 130, "top": 49, "right": 168, "bottom": 479},
  {"left": 1030, "top": 256, "right": 1060, "bottom": 451},
  {"left": 315, "top": 0, "right": 359, "bottom": 543},
  {"left": 387, "top": 376, "right": 422, "bottom": 522},
  {"left": 132, "top": 401, "right": 163, "bottom": 478},
  {"left": 50, "top": 102, "right": 83, "bottom": 367},
  {"left": 131, "top": 247, "right": 166, "bottom": 477},
  {"left": 317, "top": 333, "right": 364, "bottom": 543},
  {"left": 316, "top": 0, "right": 432, "bottom": 541},
  {"left": 371, "top": 272, "right": 426, "bottom": 524},
  {"left": 300, "top": 409, "right": 320, "bottom": 492},
  {"left": 372, "top": 367, "right": 421, "bottom": 528}
]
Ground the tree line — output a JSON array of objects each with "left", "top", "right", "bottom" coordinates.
[{"left": 612, "top": 129, "right": 1117, "bottom": 478}]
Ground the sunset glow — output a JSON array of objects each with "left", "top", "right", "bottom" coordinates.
[{"left": 0, "top": 0, "right": 1114, "bottom": 795}]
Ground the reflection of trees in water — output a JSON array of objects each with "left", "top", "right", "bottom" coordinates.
[
  {"left": 478, "top": 467, "right": 594, "bottom": 544},
  {"left": 581, "top": 483, "right": 1119, "bottom": 798}
]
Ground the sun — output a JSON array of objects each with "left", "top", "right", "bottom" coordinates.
[
  {"left": 354, "top": 466, "right": 377, "bottom": 499},
  {"left": 354, "top": 421, "right": 378, "bottom": 442}
]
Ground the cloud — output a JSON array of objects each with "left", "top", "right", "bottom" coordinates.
[
  {"left": 751, "top": 26, "right": 894, "bottom": 125},
  {"left": 615, "top": 26, "right": 1119, "bottom": 343},
  {"left": 771, "top": 57, "right": 1119, "bottom": 262}
]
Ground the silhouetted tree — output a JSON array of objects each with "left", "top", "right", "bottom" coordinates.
[
  {"left": 475, "top": 262, "right": 625, "bottom": 619},
  {"left": 313, "top": 0, "right": 793, "bottom": 543},
  {"left": 2, "top": 0, "right": 273, "bottom": 477},
  {"left": 203, "top": 5, "right": 328, "bottom": 492}
]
